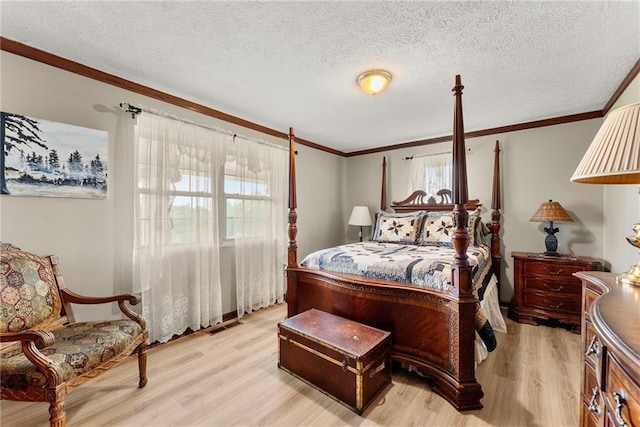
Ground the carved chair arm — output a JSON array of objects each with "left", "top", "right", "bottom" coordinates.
[
  {"left": 59, "top": 288, "right": 140, "bottom": 305},
  {"left": 0, "top": 330, "right": 65, "bottom": 387},
  {"left": 1, "top": 329, "right": 55, "bottom": 347},
  {"left": 58, "top": 288, "right": 146, "bottom": 330}
]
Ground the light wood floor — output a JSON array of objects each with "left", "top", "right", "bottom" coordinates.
[{"left": 0, "top": 303, "right": 581, "bottom": 427}]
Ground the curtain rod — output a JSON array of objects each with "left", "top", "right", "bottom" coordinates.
[
  {"left": 119, "top": 102, "right": 288, "bottom": 152},
  {"left": 403, "top": 150, "right": 453, "bottom": 160}
]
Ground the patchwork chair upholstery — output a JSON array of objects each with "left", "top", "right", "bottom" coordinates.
[{"left": 0, "top": 244, "right": 148, "bottom": 427}]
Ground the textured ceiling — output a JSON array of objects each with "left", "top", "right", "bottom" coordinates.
[{"left": 1, "top": 1, "right": 639, "bottom": 153}]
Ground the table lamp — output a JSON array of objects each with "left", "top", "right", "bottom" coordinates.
[
  {"left": 348, "top": 206, "right": 373, "bottom": 242},
  {"left": 571, "top": 101, "right": 640, "bottom": 286},
  {"left": 530, "top": 200, "right": 573, "bottom": 257}
]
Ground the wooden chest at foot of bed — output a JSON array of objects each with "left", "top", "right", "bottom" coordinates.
[{"left": 277, "top": 309, "right": 391, "bottom": 414}]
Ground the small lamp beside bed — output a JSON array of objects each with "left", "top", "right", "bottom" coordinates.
[
  {"left": 348, "top": 206, "right": 373, "bottom": 242},
  {"left": 529, "top": 199, "right": 573, "bottom": 256}
]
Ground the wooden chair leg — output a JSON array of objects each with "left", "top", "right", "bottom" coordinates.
[
  {"left": 137, "top": 342, "right": 148, "bottom": 388},
  {"left": 48, "top": 396, "right": 65, "bottom": 427}
]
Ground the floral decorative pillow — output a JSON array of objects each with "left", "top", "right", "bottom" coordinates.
[{"left": 373, "top": 212, "right": 424, "bottom": 244}]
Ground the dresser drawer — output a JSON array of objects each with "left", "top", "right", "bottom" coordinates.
[
  {"left": 523, "top": 292, "right": 581, "bottom": 315},
  {"left": 583, "top": 288, "right": 599, "bottom": 322},
  {"left": 581, "top": 402, "right": 600, "bottom": 427},
  {"left": 523, "top": 277, "right": 582, "bottom": 296},
  {"left": 605, "top": 353, "right": 640, "bottom": 426},
  {"left": 524, "top": 261, "right": 586, "bottom": 278},
  {"left": 584, "top": 322, "right": 603, "bottom": 370}
]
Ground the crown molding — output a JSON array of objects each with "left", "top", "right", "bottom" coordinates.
[
  {"left": 0, "top": 37, "right": 345, "bottom": 157},
  {"left": 2, "top": 37, "right": 635, "bottom": 158}
]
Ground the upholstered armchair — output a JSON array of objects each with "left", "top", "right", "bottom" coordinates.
[{"left": 0, "top": 244, "right": 148, "bottom": 427}]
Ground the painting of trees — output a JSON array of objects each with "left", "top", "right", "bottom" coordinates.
[
  {"left": 0, "top": 112, "right": 48, "bottom": 194},
  {"left": 1, "top": 112, "right": 107, "bottom": 198}
]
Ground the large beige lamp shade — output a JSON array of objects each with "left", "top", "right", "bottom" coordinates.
[
  {"left": 571, "top": 102, "right": 640, "bottom": 184},
  {"left": 571, "top": 101, "right": 640, "bottom": 286}
]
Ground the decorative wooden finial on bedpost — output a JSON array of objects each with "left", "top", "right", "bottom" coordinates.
[
  {"left": 380, "top": 156, "right": 387, "bottom": 212},
  {"left": 287, "top": 127, "right": 298, "bottom": 268},
  {"left": 489, "top": 140, "right": 502, "bottom": 294},
  {"left": 451, "top": 74, "right": 471, "bottom": 277}
]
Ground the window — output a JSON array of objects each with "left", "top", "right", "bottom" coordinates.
[
  {"left": 137, "top": 137, "right": 217, "bottom": 246},
  {"left": 407, "top": 152, "right": 453, "bottom": 198},
  {"left": 223, "top": 158, "right": 272, "bottom": 240}
]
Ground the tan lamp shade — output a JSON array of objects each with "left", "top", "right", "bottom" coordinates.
[
  {"left": 571, "top": 102, "right": 640, "bottom": 184},
  {"left": 529, "top": 200, "right": 573, "bottom": 223}
]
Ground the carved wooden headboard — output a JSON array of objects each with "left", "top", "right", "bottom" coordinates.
[{"left": 390, "top": 189, "right": 481, "bottom": 213}]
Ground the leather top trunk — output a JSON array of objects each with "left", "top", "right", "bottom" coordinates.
[{"left": 277, "top": 309, "right": 391, "bottom": 414}]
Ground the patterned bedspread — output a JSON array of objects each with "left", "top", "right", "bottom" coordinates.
[{"left": 301, "top": 241, "right": 493, "bottom": 300}]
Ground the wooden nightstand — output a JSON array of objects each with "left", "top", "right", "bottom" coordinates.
[{"left": 508, "top": 252, "right": 602, "bottom": 334}]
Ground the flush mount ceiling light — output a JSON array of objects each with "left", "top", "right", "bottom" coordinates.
[{"left": 356, "top": 70, "right": 392, "bottom": 95}]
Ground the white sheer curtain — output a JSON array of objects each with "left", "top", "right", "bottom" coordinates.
[
  {"left": 407, "top": 152, "right": 453, "bottom": 197},
  {"left": 133, "top": 111, "right": 227, "bottom": 343},
  {"left": 226, "top": 136, "right": 287, "bottom": 318}
]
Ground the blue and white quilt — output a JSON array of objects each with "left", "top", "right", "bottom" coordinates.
[{"left": 301, "top": 241, "right": 493, "bottom": 300}]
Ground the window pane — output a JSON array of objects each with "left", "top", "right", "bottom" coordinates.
[
  {"left": 170, "top": 196, "right": 214, "bottom": 243},
  {"left": 224, "top": 175, "right": 269, "bottom": 196},
  {"left": 226, "top": 198, "right": 268, "bottom": 238},
  {"left": 175, "top": 170, "right": 211, "bottom": 193}
]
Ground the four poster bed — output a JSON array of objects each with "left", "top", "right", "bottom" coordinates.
[{"left": 285, "top": 75, "right": 503, "bottom": 411}]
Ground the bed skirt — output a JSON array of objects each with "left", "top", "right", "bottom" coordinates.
[{"left": 475, "top": 275, "right": 506, "bottom": 365}]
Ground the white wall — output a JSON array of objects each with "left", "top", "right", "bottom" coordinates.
[
  {"left": 345, "top": 119, "right": 606, "bottom": 303},
  {"left": 0, "top": 51, "right": 346, "bottom": 320},
  {"left": 602, "top": 74, "right": 640, "bottom": 273}
]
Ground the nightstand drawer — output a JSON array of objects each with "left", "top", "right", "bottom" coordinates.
[
  {"left": 523, "top": 292, "right": 581, "bottom": 315},
  {"left": 524, "top": 261, "right": 585, "bottom": 278},
  {"left": 523, "top": 277, "right": 582, "bottom": 296}
]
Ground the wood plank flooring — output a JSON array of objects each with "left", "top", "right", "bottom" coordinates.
[{"left": 0, "top": 303, "right": 581, "bottom": 426}]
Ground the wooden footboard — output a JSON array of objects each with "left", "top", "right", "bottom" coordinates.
[{"left": 286, "top": 268, "right": 483, "bottom": 410}]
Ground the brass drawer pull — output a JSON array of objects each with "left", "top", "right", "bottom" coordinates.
[
  {"left": 543, "top": 299, "right": 563, "bottom": 309},
  {"left": 543, "top": 267, "right": 563, "bottom": 275},
  {"left": 587, "top": 387, "right": 601, "bottom": 416},
  {"left": 585, "top": 335, "right": 600, "bottom": 358},
  {"left": 613, "top": 389, "right": 628, "bottom": 427},
  {"left": 543, "top": 283, "right": 564, "bottom": 292}
]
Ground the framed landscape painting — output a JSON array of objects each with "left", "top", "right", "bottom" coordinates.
[{"left": 1, "top": 112, "right": 108, "bottom": 199}]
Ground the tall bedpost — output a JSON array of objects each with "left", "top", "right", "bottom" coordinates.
[
  {"left": 451, "top": 74, "right": 471, "bottom": 287},
  {"left": 380, "top": 156, "right": 387, "bottom": 211},
  {"left": 286, "top": 127, "right": 298, "bottom": 318},
  {"left": 450, "top": 74, "right": 483, "bottom": 409},
  {"left": 287, "top": 127, "right": 298, "bottom": 268},
  {"left": 489, "top": 140, "right": 502, "bottom": 297}
]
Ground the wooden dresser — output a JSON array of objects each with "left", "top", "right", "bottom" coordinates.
[
  {"left": 509, "top": 252, "right": 602, "bottom": 333},
  {"left": 576, "top": 271, "right": 640, "bottom": 427}
]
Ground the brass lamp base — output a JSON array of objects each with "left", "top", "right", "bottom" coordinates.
[
  {"left": 619, "top": 220, "right": 640, "bottom": 286},
  {"left": 617, "top": 262, "right": 640, "bottom": 286}
]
